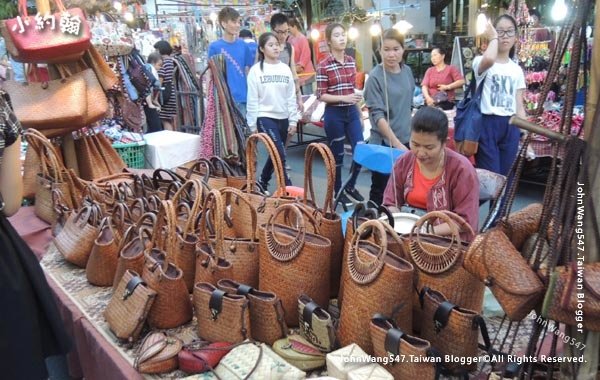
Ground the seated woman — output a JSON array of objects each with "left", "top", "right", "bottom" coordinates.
[
  {"left": 421, "top": 47, "right": 465, "bottom": 110},
  {"left": 383, "top": 106, "right": 479, "bottom": 237}
]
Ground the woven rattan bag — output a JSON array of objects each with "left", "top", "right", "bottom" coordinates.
[
  {"left": 86, "top": 215, "right": 126, "bottom": 286},
  {"left": 298, "top": 294, "right": 335, "bottom": 352},
  {"left": 499, "top": 203, "right": 543, "bottom": 250},
  {"left": 193, "top": 282, "right": 251, "bottom": 343},
  {"left": 210, "top": 155, "right": 246, "bottom": 189},
  {"left": 75, "top": 132, "right": 112, "bottom": 181},
  {"left": 338, "top": 220, "right": 414, "bottom": 354},
  {"left": 302, "top": 143, "right": 343, "bottom": 298},
  {"left": 464, "top": 228, "right": 545, "bottom": 321},
  {"left": 542, "top": 262, "right": 600, "bottom": 331},
  {"left": 259, "top": 203, "right": 331, "bottom": 327},
  {"left": 112, "top": 213, "right": 156, "bottom": 288},
  {"left": 370, "top": 315, "right": 438, "bottom": 380},
  {"left": 407, "top": 211, "right": 484, "bottom": 332},
  {"left": 419, "top": 288, "right": 490, "bottom": 372},
  {"left": 218, "top": 279, "right": 288, "bottom": 345},
  {"left": 104, "top": 270, "right": 157, "bottom": 343},
  {"left": 54, "top": 203, "right": 102, "bottom": 268},
  {"left": 142, "top": 200, "right": 193, "bottom": 329},
  {"left": 177, "top": 159, "right": 228, "bottom": 190}
]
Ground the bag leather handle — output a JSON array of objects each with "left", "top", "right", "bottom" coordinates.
[
  {"left": 122, "top": 275, "right": 146, "bottom": 300},
  {"left": 236, "top": 284, "right": 254, "bottom": 296},
  {"left": 301, "top": 298, "right": 322, "bottom": 329},
  {"left": 384, "top": 327, "right": 405, "bottom": 356},
  {"left": 433, "top": 300, "right": 457, "bottom": 333},
  {"left": 209, "top": 289, "right": 226, "bottom": 321}
]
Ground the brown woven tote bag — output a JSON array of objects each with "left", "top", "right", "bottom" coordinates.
[
  {"left": 193, "top": 282, "right": 251, "bottom": 343},
  {"left": 142, "top": 200, "right": 193, "bottom": 329},
  {"left": 75, "top": 132, "right": 112, "bottom": 181},
  {"left": 243, "top": 133, "right": 296, "bottom": 227},
  {"left": 104, "top": 270, "right": 157, "bottom": 343},
  {"left": 199, "top": 188, "right": 260, "bottom": 287},
  {"left": 92, "top": 132, "right": 126, "bottom": 174},
  {"left": 302, "top": 143, "right": 343, "bottom": 298},
  {"left": 218, "top": 279, "right": 288, "bottom": 345},
  {"left": 112, "top": 213, "right": 156, "bottom": 288},
  {"left": 338, "top": 220, "right": 414, "bottom": 354},
  {"left": 86, "top": 215, "right": 126, "bottom": 286},
  {"left": 259, "top": 203, "right": 332, "bottom": 327},
  {"left": 298, "top": 294, "right": 335, "bottom": 352},
  {"left": 370, "top": 315, "right": 438, "bottom": 380},
  {"left": 407, "top": 211, "right": 484, "bottom": 333},
  {"left": 177, "top": 159, "right": 228, "bottom": 190},
  {"left": 54, "top": 203, "right": 103, "bottom": 268},
  {"left": 210, "top": 155, "right": 246, "bottom": 189},
  {"left": 542, "top": 262, "right": 600, "bottom": 332},
  {"left": 419, "top": 288, "right": 490, "bottom": 372},
  {"left": 464, "top": 228, "right": 545, "bottom": 321},
  {"left": 499, "top": 203, "right": 543, "bottom": 251}
]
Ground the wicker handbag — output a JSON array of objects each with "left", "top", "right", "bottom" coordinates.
[
  {"left": 419, "top": 288, "right": 490, "bottom": 372},
  {"left": 142, "top": 200, "right": 193, "bottom": 329},
  {"left": 86, "top": 215, "right": 126, "bottom": 286},
  {"left": 104, "top": 270, "right": 157, "bottom": 342},
  {"left": 92, "top": 131, "right": 126, "bottom": 174},
  {"left": 54, "top": 203, "right": 102, "bottom": 268},
  {"left": 243, "top": 133, "right": 296, "bottom": 227},
  {"left": 210, "top": 155, "right": 246, "bottom": 189},
  {"left": 370, "top": 315, "right": 439, "bottom": 380},
  {"left": 464, "top": 228, "right": 545, "bottom": 321},
  {"left": 75, "top": 132, "right": 113, "bottom": 180},
  {"left": 218, "top": 279, "right": 288, "bottom": 345},
  {"left": 259, "top": 203, "right": 332, "bottom": 327},
  {"left": 272, "top": 334, "right": 326, "bottom": 371},
  {"left": 407, "top": 211, "right": 484, "bottom": 332},
  {"left": 302, "top": 143, "right": 343, "bottom": 298},
  {"left": 112, "top": 213, "right": 155, "bottom": 288},
  {"left": 338, "top": 220, "right": 414, "bottom": 354},
  {"left": 298, "top": 294, "right": 335, "bottom": 352},
  {"left": 500, "top": 203, "right": 543, "bottom": 250},
  {"left": 197, "top": 188, "right": 260, "bottom": 287},
  {"left": 542, "top": 262, "right": 600, "bottom": 331},
  {"left": 134, "top": 332, "right": 183, "bottom": 374},
  {"left": 193, "top": 282, "right": 251, "bottom": 343},
  {"left": 177, "top": 159, "right": 227, "bottom": 190}
]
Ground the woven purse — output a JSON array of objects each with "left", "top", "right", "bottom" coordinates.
[
  {"left": 464, "top": 228, "right": 545, "bottom": 321},
  {"left": 419, "top": 288, "right": 490, "bottom": 372},
  {"left": 408, "top": 211, "right": 484, "bottom": 332},
  {"left": 142, "top": 200, "right": 193, "bottom": 329},
  {"left": 193, "top": 282, "right": 251, "bottom": 343},
  {"left": 298, "top": 294, "right": 335, "bottom": 352},
  {"left": 259, "top": 203, "right": 331, "bottom": 327},
  {"left": 370, "top": 315, "right": 439, "bottom": 380},
  {"left": 104, "top": 270, "right": 156, "bottom": 343},
  {"left": 54, "top": 203, "right": 102, "bottom": 268},
  {"left": 542, "top": 262, "right": 600, "bottom": 331},
  {"left": 272, "top": 334, "right": 326, "bottom": 371},
  {"left": 178, "top": 341, "right": 233, "bottom": 374},
  {"left": 338, "top": 220, "right": 414, "bottom": 354},
  {"left": 177, "top": 159, "right": 227, "bottom": 190},
  {"left": 218, "top": 279, "right": 288, "bottom": 345},
  {"left": 134, "top": 332, "right": 183, "bottom": 374},
  {"left": 112, "top": 213, "right": 155, "bottom": 288},
  {"left": 499, "top": 203, "right": 543, "bottom": 250},
  {"left": 86, "top": 215, "right": 126, "bottom": 286},
  {"left": 210, "top": 155, "right": 246, "bottom": 189}
]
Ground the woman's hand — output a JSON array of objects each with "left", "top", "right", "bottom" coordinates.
[
  {"left": 344, "top": 93, "right": 362, "bottom": 104},
  {"left": 483, "top": 20, "right": 498, "bottom": 41},
  {"left": 437, "top": 84, "right": 449, "bottom": 91},
  {"left": 288, "top": 124, "right": 297, "bottom": 135},
  {"left": 425, "top": 96, "right": 435, "bottom": 106}
]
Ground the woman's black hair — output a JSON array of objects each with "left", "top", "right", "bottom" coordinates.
[
  {"left": 325, "top": 23, "right": 345, "bottom": 44},
  {"left": 154, "top": 40, "right": 173, "bottom": 56},
  {"left": 494, "top": 14, "right": 518, "bottom": 59},
  {"left": 411, "top": 106, "right": 448, "bottom": 142},
  {"left": 382, "top": 28, "right": 405, "bottom": 48},
  {"left": 431, "top": 46, "right": 446, "bottom": 56},
  {"left": 257, "top": 32, "right": 277, "bottom": 71}
]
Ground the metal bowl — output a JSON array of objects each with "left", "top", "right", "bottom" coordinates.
[{"left": 379, "top": 212, "right": 421, "bottom": 234}]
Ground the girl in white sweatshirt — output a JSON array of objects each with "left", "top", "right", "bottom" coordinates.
[{"left": 246, "top": 32, "right": 299, "bottom": 189}]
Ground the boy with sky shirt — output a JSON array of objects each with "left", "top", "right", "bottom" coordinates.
[{"left": 208, "top": 7, "right": 254, "bottom": 115}]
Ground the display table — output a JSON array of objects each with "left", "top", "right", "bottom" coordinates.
[{"left": 144, "top": 130, "right": 202, "bottom": 169}]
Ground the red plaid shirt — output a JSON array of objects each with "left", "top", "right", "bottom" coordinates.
[{"left": 316, "top": 53, "right": 356, "bottom": 106}]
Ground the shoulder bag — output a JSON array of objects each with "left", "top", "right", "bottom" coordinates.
[{"left": 454, "top": 73, "right": 486, "bottom": 157}]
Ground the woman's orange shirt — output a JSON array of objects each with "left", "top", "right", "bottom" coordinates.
[{"left": 406, "top": 161, "right": 441, "bottom": 209}]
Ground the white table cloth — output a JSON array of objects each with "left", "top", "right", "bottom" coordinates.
[{"left": 144, "top": 130, "right": 201, "bottom": 169}]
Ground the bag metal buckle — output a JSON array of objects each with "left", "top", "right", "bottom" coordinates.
[
  {"left": 434, "top": 320, "right": 443, "bottom": 334},
  {"left": 210, "top": 308, "right": 219, "bottom": 321}
]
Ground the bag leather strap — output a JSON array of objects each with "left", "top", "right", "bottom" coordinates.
[
  {"left": 384, "top": 327, "right": 404, "bottom": 356},
  {"left": 209, "top": 289, "right": 226, "bottom": 321},
  {"left": 122, "top": 275, "right": 145, "bottom": 300},
  {"left": 236, "top": 284, "right": 254, "bottom": 296},
  {"left": 433, "top": 301, "right": 457, "bottom": 333},
  {"left": 302, "top": 299, "right": 321, "bottom": 329}
]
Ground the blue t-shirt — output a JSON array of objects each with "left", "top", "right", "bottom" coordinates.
[{"left": 208, "top": 38, "right": 253, "bottom": 104}]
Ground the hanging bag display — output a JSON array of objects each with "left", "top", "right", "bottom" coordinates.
[
  {"left": 74, "top": 131, "right": 112, "bottom": 180},
  {"left": 259, "top": 203, "right": 332, "bottom": 327},
  {"left": 104, "top": 270, "right": 157, "bottom": 343},
  {"left": 88, "top": 14, "right": 134, "bottom": 57},
  {"left": 454, "top": 73, "right": 486, "bottom": 157},
  {"left": 499, "top": 203, "right": 544, "bottom": 250},
  {"left": 193, "top": 282, "right": 251, "bottom": 343},
  {"left": 338, "top": 220, "right": 414, "bottom": 354},
  {"left": 82, "top": 45, "right": 119, "bottom": 91},
  {"left": 4, "top": 0, "right": 91, "bottom": 63},
  {"left": 217, "top": 279, "right": 288, "bottom": 345}
]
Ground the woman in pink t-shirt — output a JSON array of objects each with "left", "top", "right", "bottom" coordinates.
[{"left": 422, "top": 47, "right": 465, "bottom": 109}]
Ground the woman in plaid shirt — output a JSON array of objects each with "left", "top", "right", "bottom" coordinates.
[{"left": 316, "top": 23, "right": 365, "bottom": 205}]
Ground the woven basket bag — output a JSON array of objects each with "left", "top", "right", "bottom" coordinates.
[
  {"left": 338, "top": 220, "right": 414, "bottom": 354},
  {"left": 177, "top": 158, "right": 228, "bottom": 190},
  {"left": 542, "top": 262, "right": 600, "bottom": 332},
  {"left": 243, "top": 133, "right": 296, "bottom": 228},
  {"left": 210, "top": 155, "right": 246, "bottom": 189},
  {"left": 112, "top": 213, "right": 156, "bottom": 288},
  {"left": 302, "top": 143, "right": 343, "bottom": 298},
  {"left": 142, "top": 200, "right": 193, "bottom": 329},
  {"left": 259, "top": 203, "right": 332, "bottom": 327},
  {"left": 407, "top": 211, "right": 484, "bottom": 333},
  {"left": 419, "top": 288, "right": 488, "bottom": 372},
  {"left": 370, "top": 316, "right": 437, "bottom": 380},
  {"left": 54, "top": 203, "right": 102, "bottom": 268},
  {"left": 104, "top": 270, "right": 157, "bottom": 343},
  {"left": 464, "top": 228, "right": 545, "bottom": 321},
  {"left": 218, "top": 279, "right": 288, "bottom": 345},
  {"left": 499, "top": 203, "right": 543, "bottom": 251},
  {"left": 193, "top": 282, "right": 251, "bottom": 343},
  {"left": 86, "top": 215, "right": 126, "bottom": 286}
]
